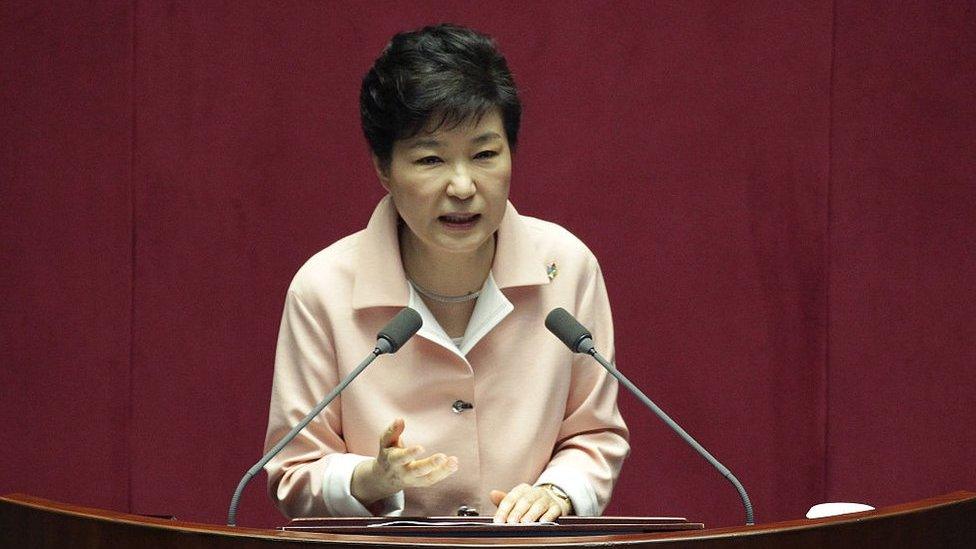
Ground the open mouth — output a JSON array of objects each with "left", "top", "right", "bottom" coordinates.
[{"left": 438, "top": 213, "right": 481, "bottom": 229}]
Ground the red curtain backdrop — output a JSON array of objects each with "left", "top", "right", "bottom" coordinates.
[{"left": 1, "top": 1, "right": 973, "bottom": 528}]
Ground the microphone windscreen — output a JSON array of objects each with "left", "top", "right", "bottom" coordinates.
[
  {"left": 377, "top": 307, "right": 423, "bottom": 353},
  {"left": 545, "top": 308, "right": 592, "bottom": 353}
]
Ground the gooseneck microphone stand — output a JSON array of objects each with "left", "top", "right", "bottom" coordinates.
[
  {"left": 227, "top": 308, "right": 422, "bottom": 526},
  {"left": 545, "top": 307, "right": 754, "bottom": 526}
]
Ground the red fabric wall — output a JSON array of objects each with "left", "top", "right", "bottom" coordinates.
[
  {"left": 827, "top": 2, "right": 976, "bottom": 503},
  {"left": 1, "top": 0, "right": 973, "bottom": 529},
  {"left": 1, "top": 1, "right": 133, "bottom": 514}
]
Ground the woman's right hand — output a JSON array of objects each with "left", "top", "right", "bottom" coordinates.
[{"left": 351, "top": 418, "right": 458, "bottom": 505}]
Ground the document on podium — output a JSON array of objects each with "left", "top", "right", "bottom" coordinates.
[
  {"left": 368, "top": 520, "right": 558, "bottom": 527},
  {"left": 285, "top": 516, "right": 704, "bottom": 537}
]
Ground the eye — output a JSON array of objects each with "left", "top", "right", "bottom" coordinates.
[
  {"left": 415, "top": 156, "right": 443, "bottom": 166},
  {"left": 474, "top": 150, "right": 499, "bottom": 160}
]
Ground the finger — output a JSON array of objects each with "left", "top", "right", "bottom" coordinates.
[
  {"left": 379, "top": 418, "right": 405, "bottom": 448},
  {"left": 489, "top": 490, "right": 507, "bottom": 507},
  {"left": 493, "top": 484, "right": 530, "bottom": 523},
  {"left": 540, "top": 505, "right": 562, "bottom": 523},
  {"left": 403, "top": 453, "right": 448, "bottom": 477},
  {"left": 506, "top": 494, "right": 537, "bottom": 524},
  {"left": 494, "top": 484, "right": 530, "bottom": 521},
  {"left": 385, "top": 445, "right": 424, "bottom": 465},
  {"left": 520, "top": 498, "right": 551, "bottom": 524},
  {"left": 411, "top": 457, "right": 458, "bottom": 486}
]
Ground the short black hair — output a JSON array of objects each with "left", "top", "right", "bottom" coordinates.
[{"left": 360, "top": 24, "right": 522, "bottom": 170}]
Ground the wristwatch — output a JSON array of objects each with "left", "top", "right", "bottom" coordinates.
[{"left": 539, "top": 483, "right": 573, "bottom": 511}]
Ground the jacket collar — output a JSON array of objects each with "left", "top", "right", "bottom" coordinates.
[
  {"left": 351, "top": 195, "right": 550, "bottom": 310},
  {"left": 492, "top": 200, "right": 552, "bottom": 290}
]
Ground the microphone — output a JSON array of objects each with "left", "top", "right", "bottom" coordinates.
[
  {"left": 377, "top": 307, "right": 424, "bottom": 353},
  {"left": 545, "top": 307, "right": 595, "bottom": 353},
  {"left": 227, "top": 307, "right": 422, "bottom": 526},
  {"left": 545, "top": 307, "right": 755, "bottom": 526}
]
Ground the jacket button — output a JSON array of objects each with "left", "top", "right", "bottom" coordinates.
[{"left": 452, "top": 400, "right": 474, "bottom": 414}]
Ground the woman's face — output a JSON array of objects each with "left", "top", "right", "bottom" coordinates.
[{"left": 376, "top": 108, "right": 512, "bottom": 259}]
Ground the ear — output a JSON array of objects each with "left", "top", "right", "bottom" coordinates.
[{"left": 371, "top": 153, "right": 391, "bottom": 192}]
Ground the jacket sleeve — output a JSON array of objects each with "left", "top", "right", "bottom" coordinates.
[
  {"left": 263, "top": 290, "right": 404, "bottom": 518},
  {"left": 535, "top": 255, "right": 630, "bottom": 516}
]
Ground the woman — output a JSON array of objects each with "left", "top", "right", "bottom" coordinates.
[{"left": 264, "top": 24, "right": 629, "bottom": 523}]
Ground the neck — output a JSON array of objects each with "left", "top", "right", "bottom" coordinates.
[{"left": 400, "top": 229, "right": 495, "bottom": 298}]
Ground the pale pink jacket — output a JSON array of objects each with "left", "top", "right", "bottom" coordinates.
[{"left": 264, "top": 196, "right": 629, "bottom": 518}]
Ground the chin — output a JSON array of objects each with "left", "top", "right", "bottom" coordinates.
[{"left": 434, "top": 233, "right": 491, "bottom": 255}]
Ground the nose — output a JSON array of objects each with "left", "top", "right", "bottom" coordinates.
[{"left": 446, "top": 164, "right": 476, "bottom": 200}]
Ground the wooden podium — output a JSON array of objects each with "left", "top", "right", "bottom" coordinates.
[{"left": 2, "top": 491, "right": 974, "bottom": 548}]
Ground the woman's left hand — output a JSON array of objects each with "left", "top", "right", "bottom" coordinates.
[{"left": 490, "top": 484, "right": 572, "bottom": 523}]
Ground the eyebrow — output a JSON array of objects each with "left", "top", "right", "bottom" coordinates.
[
  {"left": 407, "top": 132, "right": 503, "bottom": 150},
  {"left": 408, "top": 138, "right": 442, "bottom": 150},
  {"left": 471, "top": 132, "right": 503, "bottom": 145}
]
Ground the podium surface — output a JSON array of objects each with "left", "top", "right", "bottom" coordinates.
[{"left": 2, "top": 491, "right": 974, "bottom": 548}]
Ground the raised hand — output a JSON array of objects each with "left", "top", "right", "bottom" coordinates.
[{"left": 351, "top": 418, "right": 458, "bottom": 505}]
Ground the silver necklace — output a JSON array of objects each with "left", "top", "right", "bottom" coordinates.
[{"left": 408, "top": 278, "right": 482, "bottom": 303}]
